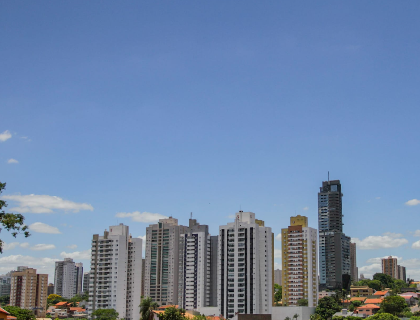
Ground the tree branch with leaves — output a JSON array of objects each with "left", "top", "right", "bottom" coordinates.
[{"left": 0, "top": 182, "right": 30, "bottom": 253}]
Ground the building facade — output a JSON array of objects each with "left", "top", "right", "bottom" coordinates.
[
  {"left": 82, "top": 272, "right": 90, "bottom": 293},
  {"left": 318, "top": 179, "right": 351, "bottom": 290},
  {"left": 88, "top": 224, "right": 142, "bottom": 320},
  {"left": 398, "top": 265, "right": 406, "bottom": 282},
  {"left": 382, "top": 256, "right": 398, "bottom": 279},
  {"left": 274, "top": 269, "right": 282, "bottom": 286},
  {"left": 54, "top": 258, "right": 77, "bottom": 298},
  {"left": 0, "top": 272, "right": 12, "bottom": 297},
  {"left": 75, "top": 263, "right": 83, "bottom": 295},
  {"left": 178, "top": 218, "right": 218, "bottom": 310},
  {"left": 47, "top": 283, "right": 54, "bottom": 296},
  {"left": 144, "top": 217, "right": 188, "bottom": 306},
  {"left": 281, "top": 215, "right": 318, "bottom": 307},
  {"left": 10, "top": 267, "right": 48, "bottom": 317},
  {"left": 218, "top": 211, "right": 273, "bottom": 319},
  {"left": 350, "top": 243, "right": 358, "bottom": 283}
]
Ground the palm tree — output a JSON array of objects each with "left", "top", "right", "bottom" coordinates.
[
  {"left": 140, "top": 297, "right": 156, "bottom": 320},
  {"left": 293, "top": 314, "right": 299, "bottom": 320}
]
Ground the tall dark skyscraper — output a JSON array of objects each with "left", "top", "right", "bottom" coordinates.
[{"left": 318, "top": 179, "right": 351, "bottom": 290}]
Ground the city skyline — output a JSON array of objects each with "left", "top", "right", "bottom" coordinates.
[{"left": 2, "top": 0, "right": 420, "bottom": 287}]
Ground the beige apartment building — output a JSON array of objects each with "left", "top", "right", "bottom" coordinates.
[
  {"left": 281, "top": 215, "right": 318, "bottom": 307},
  {"left": 382, "top": 256, "right": 398, "bottom": 279},
  {"left": 10, "top": 267, "right": 48, "bottom": 317}
]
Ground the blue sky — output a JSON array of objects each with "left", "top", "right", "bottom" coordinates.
[{"left": 1, "top": 1, "right": 420, "bottom": 282}]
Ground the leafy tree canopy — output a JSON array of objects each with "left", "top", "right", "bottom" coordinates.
[
  {"left": 274, "top": 284, "right": 282, "bottom": 303},
  {"left": 366, "top": 313, "right": 400, "bottom": 320},
  {"left": 0, "top": 182, "right": 30, "bottom": 253},
  {"left": 380, "top": 296, "right": 408, "bottom": 315},
  {"left": 157, "top": 307, "right": 186, "bottom": 320},
  {"left": 92, "top": 309, "right": 119, "bottom": 320},
  {"left": 0, "top": 295, "right": 10, "bottom": 306},
  {"left": 315, "top": 297, "right": 341, "bottom": 320},
  {"left": 3, "top": 306, "right": 36, "bottom": 320},
  {"left": 373, "top": 273, "right": 394, "bottom": 289}
]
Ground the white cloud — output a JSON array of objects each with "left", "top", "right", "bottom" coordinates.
[
  {"left": 366, "top": 255, "right": 401, "bottom": 264},
  {"left": 359, "top": 263, "right": 382, "bottom": 278},
  {"left": 274, "top": 248, "right": 282, "bottom": 259},
  {"left": 30, "top": 244, "right": 56, "bottom": 251},
  {"left": 2, "top": 242, "right": 31, "bottom": 251},
  {"left": 405, "top": 199, "right": 420, "bottom": 206},
  {"left": 0, "top": 255, "right": 58, "bottom": 280},
  {"left": 29, "top": 222, "right": 61, "bottom": 234},
  {"left": 274, "top": 262, "right": 282, "bottom": 270},
  {"left": 376, "top": 197, "right": 381, "bottom": 200},
  {"left": 60, "top": 250, "right": 91, "bottom": 260},
  {"left": 116, "top": 211, "right": 168, "bottom": 223},
  {"left": 0, "top": 130, "right": 12, "bottom": 142},
  {"left": 7, "top": 159, "right": 19, "bottom": 164},
  {"left": 412, "top": 240, "right": 420, "bottom": 249},
  {"left": 414, "top": 230, "right": 420, "bottom": 237},
  {"left": 2, "top": 194, "right": 94, "bottom": 214},
  {"left": 303, "top": 207, "right": 309, "bottom": 211},
  {"left": 275, "top": 233, "right": 282, "bottom": 241},
  {"left": 352, "top": 232, "right": 408, "bottom": 249},
  {"left": 67, "top": 244, "right": 77, "bottom": 249},
  {"left": 228, "top": 214, "right": 236, "bottom": 219}
]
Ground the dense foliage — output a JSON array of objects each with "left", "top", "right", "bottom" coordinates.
[
  {"left": 0, "top": 295, "right": 10, "bottom": 306},
  {"left": 91, "top": 308, "right": 119, "bottom": 320},
  {"left": 297, "top": 298, "right": 308, "bottom": 306},
  {"left": 274, "top": 284, "right": 282, "bottom": 304},
  {"left": 140, "top": 297, "right": 159, "bottom": 320},
  {"left": 3, "top": 306, "right": 36, "bottom": 320},
  {"left": 314, "top": 296, "right": 341, "bottom": 320},
  {"left": 0, "top": 182, "right": 30, "bottom": 253},
  {"left": 380, "top": 295, "right": 409, "bottom": 316},
  {"left": 365, "top": 313, "right": 400, "bottom": 320},
  {"left": 157, "top": 307, "right": 186, "bottom": 320}
]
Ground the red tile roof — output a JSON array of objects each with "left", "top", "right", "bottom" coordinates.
[
  {"left": 374, "top": 291, "right": 388, "bottom": 296},
  {"left": 7, "top": 316, "right": 17, "bottom": 320},
  {"left": 365, "top": 299, "right": 383, "bottom": 304},
  {"left": 358, "top": 304, "right": 380, "bottom": 309},
  {"left": 0, "top": 308, "right": 10, "bottom": 315}
]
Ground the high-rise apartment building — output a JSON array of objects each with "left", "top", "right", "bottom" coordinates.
[
  {"left": 281, "top": 215, "right": 318, "bottom": 307},
  {"left": 218, "top": 211, "right": 273, "bottom": 319},
  {"left": 88, "top": 224, "right": 142, "bottom": 320},
  {"left": 75, "top": 263, "right": 83, "bottom": 295},
  {"left": 47, "top": 283, "right": 54, "bottom": 296},
  {"left": 0, "top": 272, "right": 12, "bottom": 297},
  {"left": 274, "top": 269, "right": 282, "bottom": 286},
  {"left": 397, "top": 265, "right": 406, "bottom": 282},
  {"left": 178, "top": 218, "right": 218, "bottom": 310},
  {"left": 350, "top": 243, "right": 358, "bottom": 283},
  {"left": 382, "top": 256, "right": 398, "bottom": 278},
  {"left": 144, "top": 217, "right": 188, "bottom": 306},
  {"left": 10, "top": 267, "right": 48, "bottom": 317},
  {"left": 54, "top": 258, "right": 78, "bottom": 298},
  {"left": 318, "top": 179, "right": 351, "bottom": 290},
  {"left": 82, "top": 272, "right": 90, "bottom": 294}
]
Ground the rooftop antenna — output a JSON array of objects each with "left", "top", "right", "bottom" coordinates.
[
  {"left": 328, "top": 171, "right": 330, "bottom": 182},
  {"left": 190, "top": 212, "right": 192, "bottom": 219}
]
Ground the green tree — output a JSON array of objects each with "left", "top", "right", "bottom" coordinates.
[
  {"left": 392, "top": 279, "right": 408, "bottom": 293},
  {"left": 284, "top": 317, "right": 291, "bottom": 320},
  {"left": 0, "top": 295, "right": 10, "bottom": 306},
  {"left": 274, "top": 284, "right": 282, "bottom": 304},
  {"left": 140, "top": 297, "right": 159, "bottom": 320},
  {"left": 157, "top": 307, "right": 186, "bottom": 320},
  {"left": 368, "top": 280, "right": 382, "bottom": 291},
  {"left": 380, "top": 295, "right": 408, "bottom": 315},
  {"left": 0, "top": 182, "right": 30, "bottom": 253},
  {"left": 373, "top": 273, "right": 394, "bottom": 289},
  {"left": 309, "top": 314, "right": 322, "bottom": 320},
  {"left": 91, "top": 309, "right": 119, "bottom": 320},
  {"left": 192, "top": 315, "right": 206, "bottom": 320},
  {"left": 366, "top": 313, "right": 399, "bottom": 320},
  {"left": 3, "top": 306, "right": 36, "bottom": 320},
  {"left": 315, "top": 296, "right": 341, "bottom": 320},
  {"left": 297, "top": 299, "right": 308, "bottom": 306},
  {"left": 348, "top": 300, "right": 362, "bottom": 312}
]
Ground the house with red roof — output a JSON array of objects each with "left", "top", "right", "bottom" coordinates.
[
  {"left": 364, "top": 298, "right": 383, "bottom": 306},
  {"left": 356, "top": 304, "right": 381, "bottom": 316},
  {"left": 0, "top": 308, "right": 10, "bottom": 320},
  {"left": 374, "top": 290, "right": 389, "bottom": 298}
]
